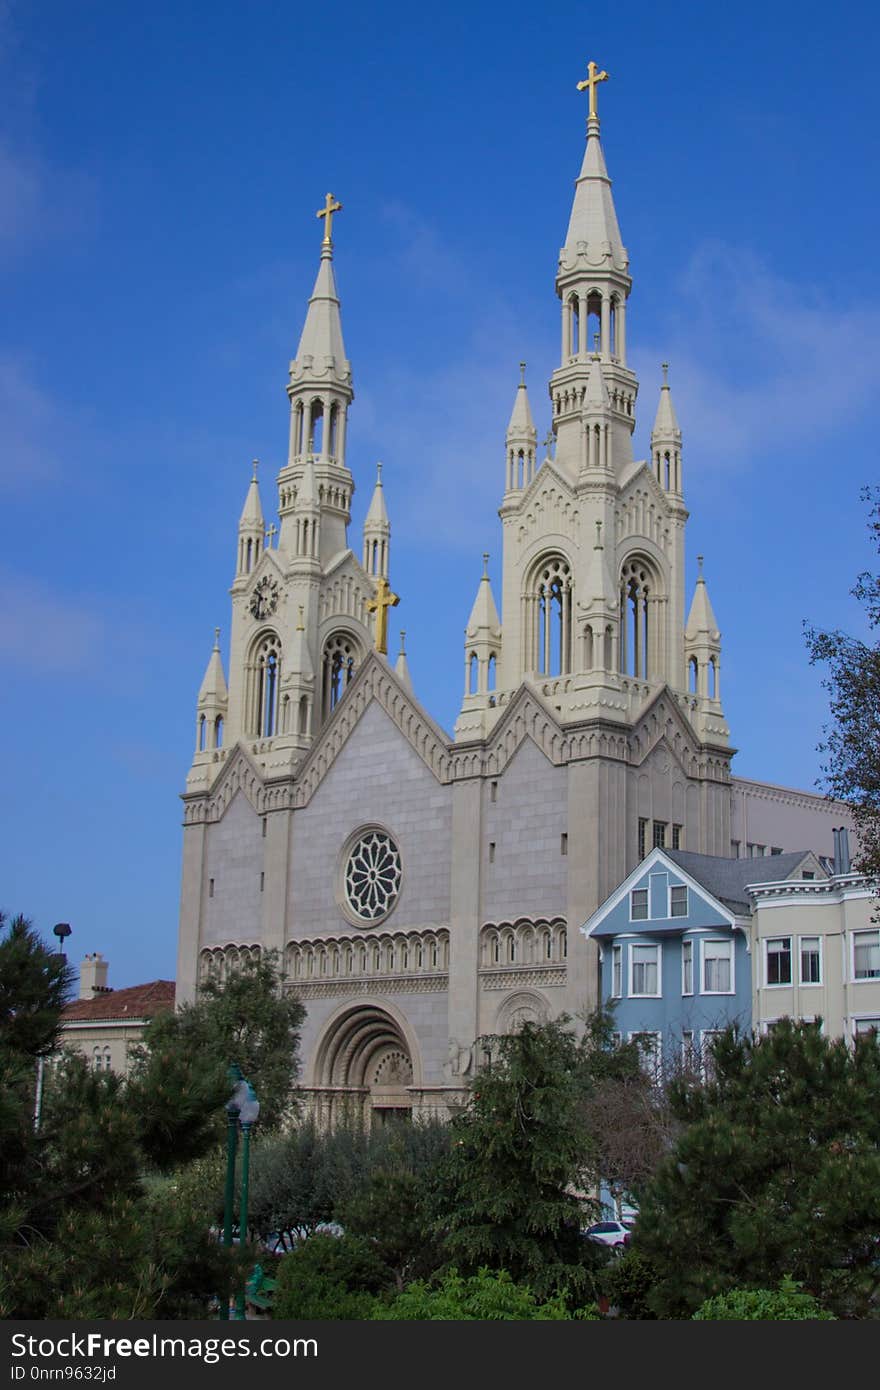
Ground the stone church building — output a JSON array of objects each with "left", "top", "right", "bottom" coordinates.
[{"left": 176, "top": 74, "right": 844, "bottom": 1122}]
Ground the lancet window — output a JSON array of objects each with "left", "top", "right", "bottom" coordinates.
[
  {"left": 322, "top": 632, "right": 361, "bottom": 718},
  {"left": 248, "top": 633, "right": 282, "bottom": 737},
  {"left": 524, "top": 555, "right": 572, "bottom": 677},
  {"left": 619, "top": 557, "right": 658, "bottom": 681}
]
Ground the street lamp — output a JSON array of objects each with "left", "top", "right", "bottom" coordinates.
[
  {"left": 34, "top": 923, "right": 73, "bottom": 1130},
  {"left": 218, "top": 1067, "right": 260, "bottom": 1321}
]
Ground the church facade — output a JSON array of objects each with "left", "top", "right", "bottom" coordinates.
[{"left": 176, "top": 73, "right": 845, "bottom": 1123}]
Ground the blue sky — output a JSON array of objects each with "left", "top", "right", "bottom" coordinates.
[{"left": 2, "top": 0, "right": 878, "bottom": 986}]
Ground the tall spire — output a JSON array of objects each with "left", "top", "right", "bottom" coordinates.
[
  {"left": 195, "top": 627, "right": 228, "bottom": 756},
  {"left": 550, "top": 64, "right": 636, "bottom": 480},
  {"left": 394, "top": 630, "right": 413, "bottom": 693},
  {"left": 294, "top": 241, "right": 348, "bottom": 367}
]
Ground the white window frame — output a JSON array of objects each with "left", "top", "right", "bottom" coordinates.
[
  {"left": 628, "top": 1030, "right": 662, "bottom": 1076},
  {"left": 629, "top": 888, "right": 649, "bottom": 922},
  {"left": 669, "top": 883, "right": 688, "bottom": 919},
  {"left": 681, "top": 938, "right": 693, "bottom": 996},
  {"left": 852, "top": 1016, "right": 880, "bottom": 1043},
  {"left": 764, "top": 935, "right": 793, "bottom": 988},
  {"left": 611, "top": 944, "right": 622, "bottom": 999},
  {"left": 798, "top": 935, "right": 822, "bottom": 987},
  {"left": 628, "top": 941, "right": 661, "bottom": 998},
  {"left": 700, "top": 936, "right": 734, "bottom": 995},
  {"left": 701, "top": 1029, "right": 725, "bottom": 1080},
  {"left": 852, "top": 928, "right": 880, "bottom": 982}
]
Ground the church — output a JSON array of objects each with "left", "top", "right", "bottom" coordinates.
[{"left": 175, "top": 65, "right": 843, "bottom": 1123}]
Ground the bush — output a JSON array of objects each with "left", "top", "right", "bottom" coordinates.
[
  {"left": 374, "top": 1267, "right": 598, "bottom": 1320},
  {"left": 271, "top": 1234, "right": 388, "bottom": 1320},
  {"left": 602, "top": 1248, "right": 657, "bottom": 1319},
  {"left": 693, "top": 1277, "right": 836, "bottom": 1320}
]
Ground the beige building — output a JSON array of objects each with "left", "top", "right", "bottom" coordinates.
[
  {"left": 749, "top": 834, "right": 879, "bottom": 1040},
  {"left": 176, "top": 71, "right": 853, "bottom": 1123},
  {"left": 61, "top": 953, "right": 175, "bottom": 1074}
]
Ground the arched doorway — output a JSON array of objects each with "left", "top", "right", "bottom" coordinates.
[{"left": 311, "top": 1003, "right": 417, "bottom": 1128}]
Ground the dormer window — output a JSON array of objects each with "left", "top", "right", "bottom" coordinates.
[{"left": 630, "top": 888, "right": 649, "bottom": 921}]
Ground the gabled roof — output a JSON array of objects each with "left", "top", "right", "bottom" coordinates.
[
  {"left": 62, "top": 980, "right": 175, "bottom": 1023},
  {"left": 583, "top": 846, "right": 736, "bottom": 940},
  {"left": 666, "top": 849, "right": 823, "bottom": 914}
]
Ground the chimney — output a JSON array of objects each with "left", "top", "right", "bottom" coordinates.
[
  {"left": 79, "top": 952, "right": 110, "bottom": 1000},
  {"left": 832, "top": 827, "right": 852, "bottom": 876}
]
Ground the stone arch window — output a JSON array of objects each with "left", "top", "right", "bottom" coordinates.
[
  {"left": 328, "top": 404, "right": 339, "bottom": 457},
  {"left": 525, "top": 554, "right": 572, "bottom": 677},
  {"left": 487, "top": 653, "right": 497, "bottom": 691},
  {"left": 214, "top": 715, "right": 224, "bottom": 748},
  {"left": 609, "top": 294, "right": 619, "bottom": 356},
  {"left": 664, "top": 451, "right": 671, "bottom": 489},
  {"left": 308, "top": 399, "right": 324, "bottom": 455},
  {"left": 298, "top": 694, "right": 309, "bottom": 735},
  {"left": 708, "top": 656, "right": 717, "bottom": 700},
  {"left": 468, "top": 651, "right": 478, "bottom": 695},
  {"left": 294, "top": 402, "right": 304, "bottom": 455},
  {"left": 198, "top": 714, "right": 207, "bottom": 751},
  {"left": 322, "top": 632, "right": 361, "bottom": 719},
  {"left": 688, "top": 655, "right": 699, "bottom": 694},
  {"left": 619, "top": 557, "right": 660, "bottom": 680},
  {"left": 249, "top": 632, "right": 282, "bottom": 737},
  {"left": 568, "top": 293, "right": 580, "bottom": 355},
  {"left": 587, "top": 290, "right": 602, "bottom": 354}
]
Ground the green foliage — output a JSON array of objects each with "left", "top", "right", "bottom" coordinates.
[
  {"left": 0, "top": 914, "right": 74, "bottom": 1061},
  {"left": 693, "top": 1277, "right": 836, "bottom": 1320},
  {"left": 436, "top": 1014, "right": 631, "bottom": 1302},
  {"left": 271, "top": 1233, "right": 388, "bottom": 1320},
  {"left": 129, "top": 950, "right": 304, "bottom": 1160},
  {"left": 633, "top": 1019, "right": 880, "bottom": 1318},
  {"left": 805, "top": 485, "right": 880, "bottom": 877},
  {"left": 602, "top": 1248, "right": 658, "bottom": 1320},
  {"left": 375, "top": 1267, "right": 594, "bottom": 1320},
  {"left": 247, "top": 1119, "right": 369, "bottom": 1243}
]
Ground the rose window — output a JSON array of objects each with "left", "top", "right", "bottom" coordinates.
[{"left": 344, "top": 830, "right": 402, "bottom": 923}]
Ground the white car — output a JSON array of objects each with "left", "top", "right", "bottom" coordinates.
[{"left": 583, "top": 1220, "right": 632, "bottom": 1249}]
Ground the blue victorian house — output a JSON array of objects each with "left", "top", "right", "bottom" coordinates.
[{"left": 581, "top": 847, "right": 812, "bottom": 1074}]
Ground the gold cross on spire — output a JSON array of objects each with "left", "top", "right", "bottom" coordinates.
[
  {"left": 576, "top": 60, "right": 609, "bottom": 119},
  {"left": 366, "top": 575, "right": 400, "bottom": 655},
  {"left": 317, "top": 192, "right": 342, "bottom": 244}
]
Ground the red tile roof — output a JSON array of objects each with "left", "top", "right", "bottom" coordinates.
[{"left": 62, "top": 980, "right": 175, "bottom": 1022}]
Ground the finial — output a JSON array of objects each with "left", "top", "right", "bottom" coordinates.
[
  {"left": 265, "top": 523, "right": 277, "bottom": 547},
  {"left": 593, "top": 331, "right": 600, "bottom": 354},
  {"left": 595, "top": 520, "right": 603, "bottom": 548},
  {"left": 519, "top": 362, "right": 526, "bottom": 387},
  {"left": 482, "top": 553, "right": 490, "bottom": 580},
  {"left": 213, "top": 626, "right": 221, "bottom": 650},
  {"left": 376, "top": 461, "right": 383, "bottom": 484},
  {"left": 251, "top": 459, "right": 259, "bottom": 481},
  {"left": 576, "top": 60, "right": 609, "bottom": 122},
  {"left": 662, "top": 362, "right": 669, "bottom": 387},
  {"left": 697, "top": 554, "right": 704, "bottom": 579},
  {"left": 399, "top": 629, "right": 406, "bottom": 655},
  {"left": 317, "top": 192, "right": 342, "bottom": 247},
  {"left": 543, "top": 429, "right": 555, "bottom": 454},
  {"left": 296, "top": 606, "right": 305, "bottom": 632}
]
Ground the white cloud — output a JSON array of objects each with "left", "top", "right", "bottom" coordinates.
[
  {"left": 0, "top": 358, "right": 61, "bottom": 488},
  {"left": 632, "top": 242, "right": 880, "bottom": 465},
  {"left": 0, "top": 575, "right": 104, "bottom": 672}
]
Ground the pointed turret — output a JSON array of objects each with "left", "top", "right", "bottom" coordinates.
[
  {"left": 292, "top": 456, "right": 320, "bottom": 563},
  {"left": 563, "top": 114, "right": 627, "bottom": 272},
  {"left": 651, "top": 363, "right": 683, "bottom": 495},
  {"left": 195, "top": 628, "right": 228, "bottom": 755},
  {"left": 276, "top": 605, "right": 316, "bottom": 750},
  {"left": 394, "top": 630, "right": 413, "bottom": 693},
  {"left": 685, "top": 556, "right": 722, "bottom": 708},
  {"left": 455, "top": 555, "right": 503, "bottom": 739},
  {"left": 294, "top": 243, "right": 348, "bottom": 367},
  {"left": 237, "top": 461, "right": 265, "bottom": 577},
  {"left": 363, "top": 462, "right": 391, "bottom": 578},
  {"left": 505, "top": 364, "right": 538, "bottom": 493}
]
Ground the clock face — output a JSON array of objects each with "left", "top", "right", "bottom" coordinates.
[{"left": 249, "top": 577, "right": 279, "bottom": 621}]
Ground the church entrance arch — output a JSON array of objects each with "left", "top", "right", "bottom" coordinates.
[{"left": 311, "top": 1002, "right": 418, "bottom": 1128}]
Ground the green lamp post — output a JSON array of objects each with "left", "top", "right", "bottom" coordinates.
[{"left": 233, "top": 1081, "right": 260, "bottom": 1321}]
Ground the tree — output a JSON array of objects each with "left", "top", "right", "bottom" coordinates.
[
  {"left": 693, "top": 1277, "right": 835, "bottom": 1321},
  {"left": 270, "top": 1233, "right": 388, "bottom": 1320},
  {"left": 128, "top": 949, "right": 304, "bottom": 1158},
  {"left": 436, "top": 1014, "right": 633, "bottom": 1303},
  {"left": 805, "top": 485, "right": 880, "bottom": 875},
  {"left": 632, "top": 1020, "right": 880, "bottom": 1319}
]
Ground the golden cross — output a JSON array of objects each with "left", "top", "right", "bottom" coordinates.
[
  {"left": 576, "top": 60, "right": 609, "bottom": 119},
  {"left": 366, "top": 575, "right": 400, "bottom": 655},
  {"left": 317, "top": 192, "right": 342, "bottom": 244}
]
